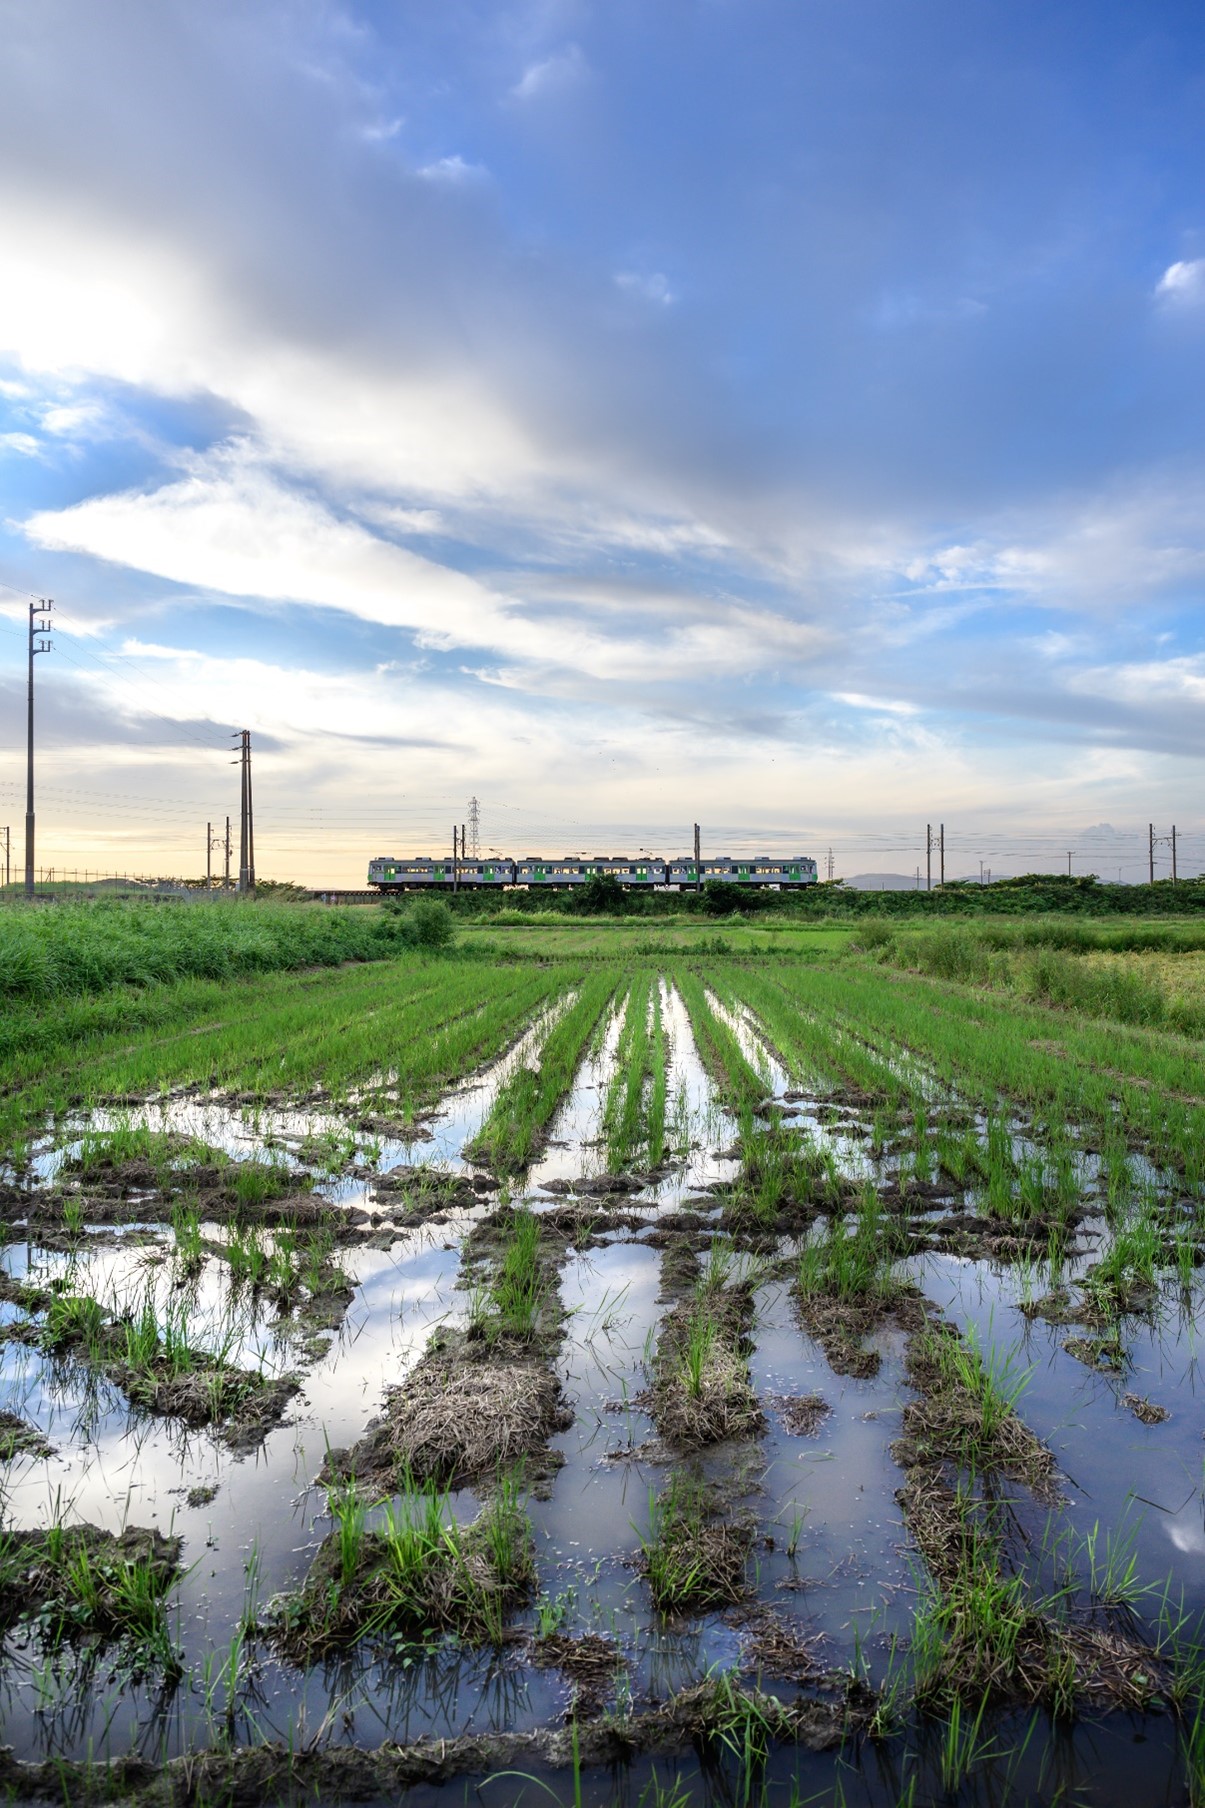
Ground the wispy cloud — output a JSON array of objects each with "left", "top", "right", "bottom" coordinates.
[
  {"left": 511, "top": 42, "right": 587, "bottom": 101},
  {"left": 1155, "top": 259, "right": 1205, "bottom": 305}
]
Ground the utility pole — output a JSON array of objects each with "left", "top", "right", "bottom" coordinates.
[
  {"left": 1, "top": 825, "right": 9, "bottom": 889},
  {"left": 940, "top": 823, "right": 945, "bottom": 887},
  {"left": 926, "top": 823, "right": 932, "bottom": 892},
  {"left": 693, "top": 822, "right": 701, "bottom": 892},
  {"left": 1172, "top": 824, "right": 1178, "bottom": 884},
  {"left": 915, "top": 865, "right": 920, "bottom": 890},
  {"left": 468, "top": 797, "right": 480, "bottom": 859},
  {"left": 232, "top": 730, "right": 255, "bottom": 894},
  {"left": 206, "top": 821, "right": 212, "bottom": 889},
  {"left": 1067, "top": 851, "right": 1072, "bottom": 877},
  {"left": 25, "top": 598, "right": 52, "bottom": 898},
  {"left": 452, "top": 825, "right": 459, "bottom": 892},
  {"left": 1149, "top": 823, "right": 1155, "bottom": 886},
  {"left": 224, "top": 816, "right": 231, "bottom": 889},
  {"left": 462, "top": 822, "right": 467, "bottom": 872}
]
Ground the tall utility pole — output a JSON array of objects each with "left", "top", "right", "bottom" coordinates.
[
  {"left": 461, "top": 822, "right": 467, "bottom": 871},
  {"left": 693, "top": 822, "right": 701, "bottom": 892},
  {"left": 926, "top": 823, "right": 932, "bottom": 892},
  {"left": 206, "top": 821, "right": 212, "bottom": 888},
  {"left": 25, "top": 599, "right": 53, "bottom": 898},
  {"left": 940, "top": 823, "right": 945, "bottom": 886},
  {"left": 232, "top": 730, "right": 255, "bottom": 893},
  {"left": 224, "top": 816, "right": 231, "bottom": 889},
  {"left": 452, "top": 825, "right": 459, "bottom": 892},
  {"left": 1172, "top": 825, "right": 1178, "bottom": 883},
  {"left": 1149, "top": 823, "right": 1155, "bottom": 885},
  {"left": 1067, "top": 851, "right": 1072, "bottom": 877},
  {"left": 468, "top": 797, "right": 481, "bottom": 859},
  {"left": 2, "top": 825, "right": 9, "bottom": 889}
]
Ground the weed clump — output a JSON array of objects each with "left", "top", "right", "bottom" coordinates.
[
  {"left": 638, "top": 1472, "right": 754, "bottom": 1615},
  {"left": 644, "top": 1245, "right": 764, "bottom": 1448},
  {"left": 0, "top": 1521, "right": 182, "bottom": 1657},
  {"left": 269, "top": 1474, "right": 533, "bottom": 1660}
]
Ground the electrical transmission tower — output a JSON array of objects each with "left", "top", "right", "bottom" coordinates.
[
  {"left": 231, "top": 730, "right": 255, "bottom": 894},
  {"left": 468, "top": 797, "right": 481, "bottom": 859},
  {"left": 25, "top": 599, "right": 53, "bottom": 898}
]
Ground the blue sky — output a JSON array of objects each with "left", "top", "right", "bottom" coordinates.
[{"left": 1, "top": 0, "right": 1204, "bottom": 883}]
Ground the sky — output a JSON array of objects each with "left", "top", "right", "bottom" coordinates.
[{"left": 1, "top": 0, "right": 1204, "bottom": 886}]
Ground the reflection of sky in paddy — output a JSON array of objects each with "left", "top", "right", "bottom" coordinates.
[
  {"left": 917, "top": 1248, "right": 1205, "bottom": 1624},
  {"left": 18, "top": 1002, "right": 564, "bottom": 1205},
  {"left": 0, "top": 978, "right": 1201, "bottom": 1795}
]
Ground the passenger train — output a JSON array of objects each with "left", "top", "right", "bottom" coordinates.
[{"left": 367, "top": 853, "right": 818, "bottom": 890}]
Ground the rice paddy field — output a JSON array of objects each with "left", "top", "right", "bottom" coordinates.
[{"left": 0, "top": 900, "right": 1203, "bottom": 1806}]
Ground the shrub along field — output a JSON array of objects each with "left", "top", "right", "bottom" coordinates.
[{"left": 0, "top": 898, "right": 1201, "bottom": 1807}]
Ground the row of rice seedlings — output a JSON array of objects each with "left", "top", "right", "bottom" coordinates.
[
  {"left": 776, "top": 959, "right": 1205, "bottom": 1195},
  {"left": 271, "top": 1470, "right": 534, "bottom": 1655},
  {"left": 717, "top": 965, "right": 924, "bottom": 1114},
  {"left": 2, "top": 960, "right": 567, "bottom": 1167},
  {"left": 468, "top": 1207, "right": 550, "bottom": 1343},
  {"left": 673, "top": 971, "right": 764, "bottom": 1111},
  {"left": 600, "top": 975, "right": 663, "bottom": 1173},
  {"left": 468, "top": 972, "right": 618, "bottom": 1172}
]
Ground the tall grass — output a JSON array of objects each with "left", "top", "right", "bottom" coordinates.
[{"left": 0, "top": 899, "right": 447, "bottom": 1006}]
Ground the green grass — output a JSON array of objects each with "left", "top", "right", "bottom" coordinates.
[{"left": 0, "top": 898, "right": 443, "bottom": 1005}]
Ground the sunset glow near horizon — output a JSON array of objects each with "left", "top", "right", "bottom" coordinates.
[{"left": 1, "top": 0, "right": 1204, "bottom": 887}]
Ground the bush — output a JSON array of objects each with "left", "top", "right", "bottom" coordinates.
[
  {"left": 407, "top": 901, "right": 454, "bottom": 949},
  {"left": 568, "top": 873, "right": 629, "bottom": 915}
]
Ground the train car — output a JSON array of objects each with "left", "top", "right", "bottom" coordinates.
[
  {"left": 666, "top": 855, "right": 819, "bottom": 888},
  {"left": 368, "top": 851, "right": 817, "bottom": 890},
  {"left": 367, "top": 856, "right": 517, "bottom": 889},
  {"left": 512, "top": 857, "right": 669, "bottom": 887}
]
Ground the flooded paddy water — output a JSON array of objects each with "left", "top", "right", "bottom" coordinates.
[{"left": 0, "top": 951, "right": 1201, "bottom": 1805}]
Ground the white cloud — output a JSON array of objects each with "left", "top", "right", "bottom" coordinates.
[
  {"left": 511, "top": 43, "right": 587, "bottom": 100},
  {"left": 1155, "top": 259, "right": 1205, "bottom": 305},
  {"left": 0, "top": 431, "right": 43, "bottom": 458},
  {"left": 830, "top": 691, "right": 920, "bottom": 716},
  {"left": 23, "top": 449, "right": 831, "bottom": 691},
  {"left": 615, "top": 271, "right": 675, "bottom": 306},
  {"left": 417, "top": 154, "right": 489, "bottom": 183}
]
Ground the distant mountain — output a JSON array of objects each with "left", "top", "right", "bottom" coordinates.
[{"left": 842, "top": 872, "right": 924, "bottom": 891}]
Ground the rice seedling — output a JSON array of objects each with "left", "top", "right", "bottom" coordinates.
[
  {"left": 271, "top": 1469, "right": 535, "bottom": 1657},
  {"left": 638, "top": 1472, "right": 752, "bottom": 1614},
  {"left": 470, "top": 1207, "right": 549, "bottom": 1343},
  {"left": 796, "top": 1187, "right": 898, "bottom": 1303},
  {"left": 470, "top": 974, "right": 616, "bottom": 1172}
]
